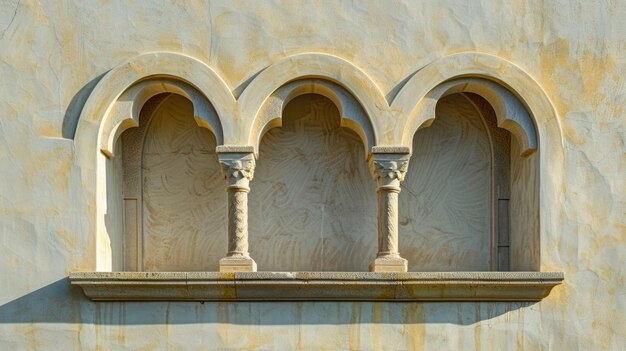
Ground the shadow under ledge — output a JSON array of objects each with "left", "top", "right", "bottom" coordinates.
[{"left": 69, "top": 271, "right": 563, "bottom": 302}]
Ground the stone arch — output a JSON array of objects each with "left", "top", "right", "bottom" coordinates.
[
  {"left": 391, "top": 51, "right": 562, "bottom": 154},
  {"left": 100, "top": 78, "right": 224, "bottom": 157},
  {"left": 250, "top": 79, "right": 375, "bottom": 157},
  {"left": 77, "top": 52, "right": 235, "bottom": 147},
  {"left": 239, "top": 52, "right": 388, "bottom": 153},
  {"left": 391, "top": 52, "right": 561, "bottom": 271},
  {"left": 74, "top": 52, "right": 234, "bottom": 271},
  {"left": 402, "top": 78, "right": 537, "bottom": 156}
]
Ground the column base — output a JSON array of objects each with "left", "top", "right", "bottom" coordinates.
[
  {"left": 219, "top": 256, "right": 257, "bottom": 272},
  {"left": 369, "top": 256, "right": 408, "bottom": 272}
]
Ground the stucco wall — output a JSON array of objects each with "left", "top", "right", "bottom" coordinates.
[{"left": 0, "top": 0, "right": 624, "bottom": 349}]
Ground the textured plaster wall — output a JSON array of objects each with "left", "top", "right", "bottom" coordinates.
[{"left": 0, "top": 0, "right": 625, "bottom": 350}]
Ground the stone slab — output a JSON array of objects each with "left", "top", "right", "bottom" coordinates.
[{"left": 69, "top": 271, "right": 563, "bottom": 302}]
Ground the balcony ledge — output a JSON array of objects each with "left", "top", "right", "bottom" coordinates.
[{"left": 69, "top": 271, "right": 563, "bottom": 302}]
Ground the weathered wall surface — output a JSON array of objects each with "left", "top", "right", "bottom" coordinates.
[{"left": 0, "top": 0, "right": 624, "bottom": 349}]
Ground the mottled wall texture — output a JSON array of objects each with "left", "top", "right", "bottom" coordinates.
[{"left": 1, "top": 1, "right": 625, "bottom": 350}]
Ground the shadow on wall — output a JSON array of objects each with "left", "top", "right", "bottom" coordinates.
[
  {"left": 62, "top": 72, "right": 108, "bottom": 140},
  {"left": 0, "top": 279, "right": 536, "bottom": 326}
]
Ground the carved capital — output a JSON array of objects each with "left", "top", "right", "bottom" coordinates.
[
  {"left": 371, "top": 159, "right": 409, "bottom": 182},
  {"left": 368, "top": 153, "right": 411, "bottom": 189},
  {"left": 220, "top": 158, "right": 255, "bottom": 182},
  {"left": 217, "top": 151, "right": 256, "bottom": 189}
]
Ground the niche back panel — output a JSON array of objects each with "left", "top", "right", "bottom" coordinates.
[
  {"left": 400, "top": 94, "right": 492, "bottom": 271},
  {"left": 249, "top": 94, "right": 377, "bottom": 271},
  {"left": 122, "top": 94, "right": 226, "bottom": 272}
]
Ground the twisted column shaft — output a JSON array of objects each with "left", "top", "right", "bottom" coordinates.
[
  {"left": 227, "top": 187, "right": 249, "bottom": 255},
  {"left": 378, "top": 188, "right": 400, "bottom": 257}
]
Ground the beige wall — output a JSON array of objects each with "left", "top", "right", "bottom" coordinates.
[{"left": 0, "top": 0, "right": 624, "bottom": 349}]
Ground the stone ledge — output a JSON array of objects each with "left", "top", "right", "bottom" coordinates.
[{"left": 69, "top": 271, "right": 563, "bottom": 302}]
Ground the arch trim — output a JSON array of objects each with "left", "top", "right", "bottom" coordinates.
[
  {"left": 391, "top": 52, "right": 562, "bottom": 152},
  {"left": 239, "top": 52, "right": 388, "bottom": 149},
  {"left": 250, "top": 79, "right": 376, "bottom": 156},
  {"left": 402, "top": 77, "right": 538, "bottom": 156},
  {"left": 101, "top": 78, "right": 224, "bottom": 157}
]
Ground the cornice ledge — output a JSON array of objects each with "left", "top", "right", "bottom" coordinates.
[{"left": 70, "top": 271, "right": 563, "bottom": 302}]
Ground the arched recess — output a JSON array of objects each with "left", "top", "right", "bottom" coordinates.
[
  {"left": 400, "top": 93, "right": 498, "bottom": 271},
  {"left": 239, "top": 52, "right": 388, "bottom": 153},
  {"left": 250, "top": 79, "right": 376, "bottom": 157},
  {"left": 390, "top": 52, "right": 563, "bottom": 271},
  {"left": 74, "top": 52, "right": 234, "bottom": 271},
  {"left": 119, "top": 94, "right": 226, "bottom": 272},
  {"left": 402, "top": 84, "right": 541, "bottom": 270},
  {"left": 249, "top": 94, "right": 377, "bottom": 271}
]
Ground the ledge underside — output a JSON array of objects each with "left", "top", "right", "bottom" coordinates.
[{"left": 70, "top": 271, "right": 563, "bottom": 302}]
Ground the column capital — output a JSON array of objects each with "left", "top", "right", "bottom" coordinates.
[
  {"left": 368, "top": 152, "right": 411, "bottom": 190},
  {"left": 217, "top": 148, "right": 256, "bottom": 190}
]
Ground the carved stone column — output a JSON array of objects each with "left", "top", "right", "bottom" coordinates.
[
  {"left": 216, "top": 146, "right": 257, "bottom": 272},
  {"left": 368, "top": 147, "right": 411, "bottom": 272}
]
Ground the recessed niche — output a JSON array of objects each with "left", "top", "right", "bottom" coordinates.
[
  {"left": 116, "top": 94, "right": 226, "bottom": 272},
  {"left": 249, "top": 94, "right": 377, "bottom": 271},
  {"left": 400, "top": 92, "right": 538, "bottom": 272}
]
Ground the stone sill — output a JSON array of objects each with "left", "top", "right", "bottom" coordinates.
[{"left": 70, "top": 271, "right": 563, "bottom": 302}]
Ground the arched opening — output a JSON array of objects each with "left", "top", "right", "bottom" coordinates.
[
  {"left": 113, "top": 93, "right": 226, "bottom": 271},
  {"left": 399, "top": 92, "right": 539, "bottom": 271},
  {"left": 249, "top": 94, "right": 376, "bottom": 271}
]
